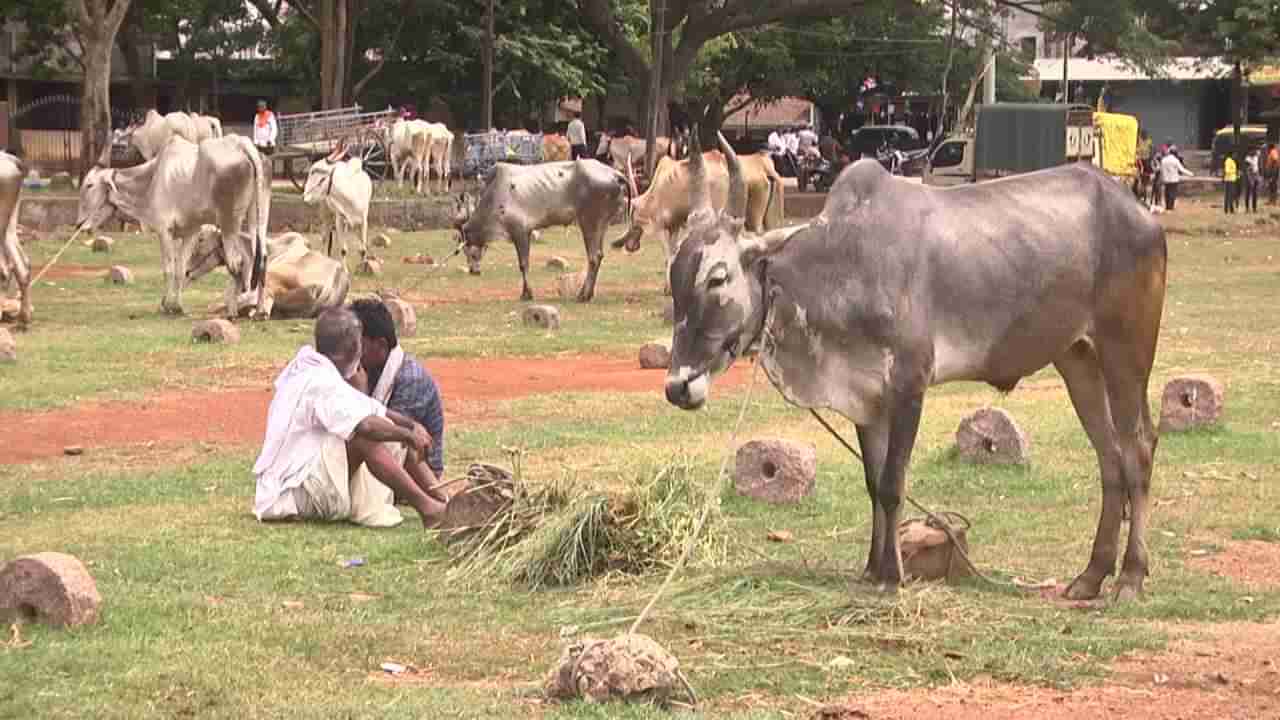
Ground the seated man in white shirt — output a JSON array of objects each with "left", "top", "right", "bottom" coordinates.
[{"left": 252, "top": 307, "right": 446, "bottom": 528}]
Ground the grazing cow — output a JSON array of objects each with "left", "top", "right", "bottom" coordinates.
[
  {"left": 595, "top": 132, "right": 675, "bottom": 172},
  {"left": 454, "top": 159, "right": 630, "bottom": 302},
  {"left": 0, "top": 152, "right": 31, "bottom": 326},
  {"left": 389, "top": 119, "right": 431, "bottom": 193},
  {"left": 611, "top": 150, "right": 783, "bottom": 285},
  {"left": 665, "top": 133, "right": 1166, "bottom": 602},
  {"left": 301, "top": 149, "right": 372, "bottom": 267},
  {"left": 125, "top": 110, "right": 222, "bottom": 161},
  {"left": 187, "top": 227, "right": 350, "bottom": 319},
  {"left": 422, "top": 122, "right": 454, "bottom": 194},
  {"left": 542, "top": 133, "right": 571, "bottom": 162},
  {"left": 76, "top": 135, "right": 269, "bottom": 318}
]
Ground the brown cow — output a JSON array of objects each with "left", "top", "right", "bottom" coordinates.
[{"left": 611, "top": 150, "right": 784, "bottom": 288}]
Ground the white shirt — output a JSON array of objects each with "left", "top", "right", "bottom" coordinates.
[
  {"left": 252, "top": 346, "right": 385, "bottom": 520},
  {"left": 784, "top": 133, "right": 800, "bottom": 154},
  {"left": 567, "top": 118, "right": 586, "bottom": 146},
  {"left": 253, "top": 110, "right": 279, "bottom": 147},
  {"left": 767, "top": 131, "right": 785, "bottom": 154},
  {"left": 797, "top": 129, "right": 818, "bottom": 150},
  {"left": 1159, "top": 154, "right": 1192, "bottom": 184}
]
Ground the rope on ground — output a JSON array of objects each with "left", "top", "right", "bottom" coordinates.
[
  {"left": 628, "top": 357, "right": 764, "bottom": 637},
  {"left": 30, "top": 226, "right": 86, "bottom": 287}
]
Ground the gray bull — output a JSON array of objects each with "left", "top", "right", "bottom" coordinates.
[
  {"left": 455, "top": 159, "right": 629, "bottom": 302},
  {"left": 665, "top": 132, "right": 1167, "bottom": 602}
]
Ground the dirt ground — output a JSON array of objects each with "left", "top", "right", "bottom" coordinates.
[
  {"left": 0, "top": 354, "right": 750, "bottom": 465},
  {"left": 814, "top": 620, "right": 1280, "bottom": 720}
]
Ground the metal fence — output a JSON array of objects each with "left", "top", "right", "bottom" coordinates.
[{"left": 461, "top": 131, "right": 544, "bottom": 178}]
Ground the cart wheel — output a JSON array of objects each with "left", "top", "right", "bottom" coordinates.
[
  {"left": 288, "top": 155, "right": 312, "bottom": 193},
  {"left": 360, "top": 129, "right": 391, "bottom": 181}
]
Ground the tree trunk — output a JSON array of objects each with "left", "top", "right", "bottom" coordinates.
[
  {"left": 1232, "top": 60, "right": 1244, "bottom": 166},
  {"left": 117, "top": 24, "right": 151, "bottom": 110},
  {"left": 482, "top": 0, "right": 495, "bottom": 131},
  {"left": 333, "top": 0, "right": 347, "bottom": 108},
  {"left": 81, "top": 42, "right": 114, "bottom": 172},
  {"left": 319, "top": 0, "right": 337, "bottom": 108}
]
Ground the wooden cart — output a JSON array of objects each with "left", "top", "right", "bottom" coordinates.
[{"left": 271, "top": 105, "right": 399, "bottom": 191}]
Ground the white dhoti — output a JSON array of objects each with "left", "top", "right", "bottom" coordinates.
[{"left": 285, "top": 434, "right": 404, "bottom": 527}]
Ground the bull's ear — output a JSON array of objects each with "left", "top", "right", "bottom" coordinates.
[{"left": 737, "top": 224, "right": 807, "bottom": 266}]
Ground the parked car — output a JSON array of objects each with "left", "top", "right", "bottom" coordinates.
[{"left": 844, "top": 125, "right": 924, "bottom": 159}]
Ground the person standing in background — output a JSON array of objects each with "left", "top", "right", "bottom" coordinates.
[
  {"left": 1160, "top": 146, "right": 1193, "bottom": 212},
  {"left": 1222, "top": 152, "right": 1239, "bottom": 214},
  {"left": 566, "top": 111, "right": 588, "bottom": 161},
  {"left": 254, "top": 99, "right": 279, "bottom": 156}
]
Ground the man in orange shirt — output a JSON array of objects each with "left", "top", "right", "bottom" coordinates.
[
  {"left": 254, "top": 99, "right": 279, "bottom": 156},
  {"left": 1265, "top": 143, "right": 1280, "bottom": 204}
]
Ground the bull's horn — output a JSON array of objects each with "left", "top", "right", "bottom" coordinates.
[
  {"left": 688, "top": 125, "right": 709, "bottom": 213},
  {"left": 624, "top": 154, "right": 639, "bottom": 198},
  {"left": 718, "top": 132, "right": 746, "bottom": 220}
]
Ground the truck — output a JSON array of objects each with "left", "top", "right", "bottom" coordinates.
[{"left": 923, "top": 103, "right": 1134, "bottom": 186}]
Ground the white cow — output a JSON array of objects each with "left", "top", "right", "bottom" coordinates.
[
  {"left": 0, "top": 152, "right": 31, "bottom": 326},
  {"left": 389, "top": 119, "right": 431, "bottom": 193},
  {"left": 301, "top": 150, "right": 372, "bottom": 267},
  {"left": 76, "top": 135, "right": 270, "bottom": 318},
  {"left": 422, "top": 122, "right": 454, "bottom": 194},
  {"left": 126, "top": 110, "right": 222, "bottom": 161},
  {"left": 187, "top": 227, "right": 350, "bottom": 319}
]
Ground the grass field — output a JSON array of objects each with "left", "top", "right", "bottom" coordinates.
[{"left": 2, "top": 196, "right": 1279, "bottom": 718}]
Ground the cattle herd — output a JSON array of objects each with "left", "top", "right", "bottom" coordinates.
[{"left": 1, "top": 115, "right": 1171, "bottom": 600}]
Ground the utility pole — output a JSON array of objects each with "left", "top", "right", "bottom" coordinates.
[
  {"left": 482, "top": 0, "right": 495, "bottom": 131},
  {"left": 1061, "top": 33, "right": 1070, "bottom": 103},
  {"left": 982, "top": 43, "right": 996, "bottom": 105}
]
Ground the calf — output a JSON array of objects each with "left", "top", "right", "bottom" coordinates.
[{"left": 302, "top": 150, "right": 372, "bottom": 267}]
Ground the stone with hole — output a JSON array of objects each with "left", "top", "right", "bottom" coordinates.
[
  {"left": 660, "top": 300, "right": 675, "bottom": 326},
  {"left": 0, "top": 552, "right": 102, "bottom": 627},
  {"left": 522, "top": 304, "right": 561, "bottom": 330},
  {"left": 955, "top": 407, "right": 1029, "bottom": 465},
  {"left": 372, "top": 232, "right": 392, "bottom": 248},
  {"left": 383, "top": 297, "right": 417, "bottom": 337},
  {"left": 91, "top": 236, "right": 113, "bottom": 253},
  {"left": 734, "top": 439, "right": 817, "bottom": 504},
  {"left": 898, "top": 515, "right": 973, "bottom": 582},
  {"left": 191, "top": 319, "right": 241, "bottom": 344},
  {"left": 105, "top": 265, "right": 133, "bottom": 285},
  {"left": 545, "top": 632, "right": 688, "bottom": 706},
  {"left": 438, "top": 464, "right": 515, "bottom": 543},
  {"left": 1159, "top": 374, "right": 1225, "bottom": 432},
  {"left": 0, "top": 327, "right": 15, "bottom": 363},
  {"left": 545, "top": 256, "right": 569, "bottom": 271},
  {"left": 638, "top": 340, "right": 671, "bottom": 369},
  {"left": 556, "top": 271, "right": 588, "bottom": 299},
  {"left": 357, "top": 257, "right": 383, "bottom": 276},
  {"left": 0, "top": 298, "right": 20, "bottom": 322}
]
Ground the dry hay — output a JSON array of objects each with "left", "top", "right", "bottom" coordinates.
[
  {"left": 544, "top": 632, "right": 694, "bottom": 707},
  {"left": 447, "top": 460, "right": 725, "bottom": 590}
]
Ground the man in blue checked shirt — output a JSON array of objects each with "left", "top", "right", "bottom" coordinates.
[{"left": 349, "top": 299, "right": 446, "bottom": 485}]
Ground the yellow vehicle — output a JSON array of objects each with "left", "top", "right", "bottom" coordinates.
[{"left": 1092, "top": 111, "right": 1138, "bottom": 178}]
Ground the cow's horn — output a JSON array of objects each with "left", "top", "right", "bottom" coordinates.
[
  {"left": 718, "top": 131, "right": 746, "bottom": 220},
  {"left": 688, "top": 126, "right": 709, "bottom": 213}
]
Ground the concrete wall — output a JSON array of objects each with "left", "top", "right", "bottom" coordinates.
[{"left": 19, "top": 195, "right": 458, "bottom": 234}]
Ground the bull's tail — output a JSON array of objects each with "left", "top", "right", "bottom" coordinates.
[{"left": 238, "top": 139, "right": 268, "bottom": 291}]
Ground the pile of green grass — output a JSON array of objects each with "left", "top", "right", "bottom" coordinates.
[{"left": 448, "top": 459, "right": 728, "bottom": 590}]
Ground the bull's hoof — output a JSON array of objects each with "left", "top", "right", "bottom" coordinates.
[
  {"left": 160, "top": 303, "right": 186, "bottom": 317},
  {"left": 1063, "top": 573, "right": 1105, "bottom": 601},
  {"left": 520, "top": 291, "right": 534, "bottom": 302},
  {"left": 575, "top": 291, "right": 594, "bottom": 303}
]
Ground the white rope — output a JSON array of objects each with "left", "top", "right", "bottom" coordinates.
[
  {"left": 29, "top": 226, "right": 85, "bottom": 287},
  {"left": 628, "top": 356, "right": 763, "bottom": 636}
]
